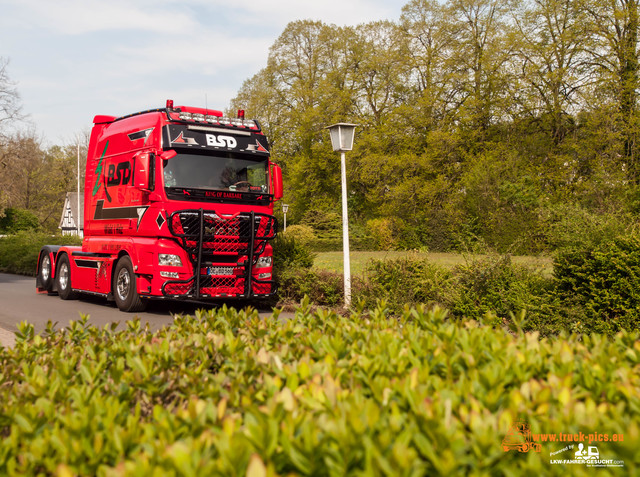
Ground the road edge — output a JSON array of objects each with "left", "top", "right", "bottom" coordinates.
[{"left": 0, "top": 326, "right": 15, "bottom": 349}]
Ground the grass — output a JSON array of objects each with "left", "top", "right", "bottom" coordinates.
[{"left": 314, "top": 250, "right": 554, "bottom": 276}]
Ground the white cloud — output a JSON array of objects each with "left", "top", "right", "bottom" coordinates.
[
  {"left": 9, "top": 0, "right": 197, "bottom": 34},
  {"left": 192, "top": 0, "right": 400, "bottom": 28},
  {"left": 1, "top": 0, "right": 408, "bottom": 142}
]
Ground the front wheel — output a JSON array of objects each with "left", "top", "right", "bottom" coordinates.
[
  {"left": 113, "top": 256, "right": 147, "bottom": 312},
  {"left": 56, "top": 254, "right": 78, "bottom": 300}
]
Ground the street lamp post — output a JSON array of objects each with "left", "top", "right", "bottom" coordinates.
[
  {"left": 326, "top": 123, "right": 357, "bottom": 308},
  {"left": 282, "top": 203, "right": 289, "bottom": 232}
]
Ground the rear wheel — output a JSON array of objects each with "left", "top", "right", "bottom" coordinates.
[
  {"left": 113, "top": 256, "right": 147, "bottom": 312},
  {"left": 56, "top": 254, "right": 78, "bottom": 300},
  {"left": 38, "top": 252, "right": 54, "bottom": 292}
]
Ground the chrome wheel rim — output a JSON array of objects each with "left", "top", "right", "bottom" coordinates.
[
  {"left": 116, "top": 267, "right": 130, "bottom": 301},
  {"left": 59, "top": 262, "right": 69, "bottom": 290},
  {"left": 41, "top": 255, "right": 51, "bottom": 282}
]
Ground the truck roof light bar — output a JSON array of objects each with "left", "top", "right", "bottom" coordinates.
[
  {"left": 163, "top": 104, "right": 260, "bottom": 131},
  {"left": 187, "top": 125, "right": 251, "bottom": 136}
]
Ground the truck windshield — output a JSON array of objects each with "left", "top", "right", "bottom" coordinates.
[{"left": 163, "top": 152, "right": 268, "bottom": 193}]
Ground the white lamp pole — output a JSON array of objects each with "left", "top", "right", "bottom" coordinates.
[
  {"left": 326, "top": 123, "right": 357, "bottom": 308},
  {"left": 282, "top": 203, "right": 289, "bottom": 232},
  {"left": 77, "top": 142, "right": 80, "bottom": 236}
]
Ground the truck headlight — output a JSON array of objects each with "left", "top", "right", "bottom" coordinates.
[
  {"left": 255, "top": 255, "right": 272, "bottom": 268},
  {"left": 158, "top": 254, "right": 183, "bottom": 267}
]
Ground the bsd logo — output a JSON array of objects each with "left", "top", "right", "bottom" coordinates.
[
  {"left": 106, "top": 161, "right": 132, "bottom": 187},
  {"left": 206, "top": 134, "right": 237, "bottom": 149}
]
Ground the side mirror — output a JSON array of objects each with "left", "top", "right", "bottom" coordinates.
[
  {"left": 271, "top": 164, "right": 283, "bottom": 200},
  {"left": 133, "top": 152, "right": 151, "bottom": 189},
  {"left": 160, "top": 150, "right": 177, "bottom": 161}
]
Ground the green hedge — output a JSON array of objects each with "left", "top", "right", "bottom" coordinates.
[
  {"left": 1, "top": 305, "right": 637, "bottom": 475},
  {"left": 278, "top": 233, "right": 640, "bottom": 335},
  {"left": 0, "top": 232, "right": 82, "bottom": 276},
  {"left": 554, "top": 234, "right": 640, "bottom": 334}
]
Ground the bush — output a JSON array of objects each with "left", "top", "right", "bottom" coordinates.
[
  {"left": 352, "top": 253, "right": 564, "bottom": 335},
  {"left": 278, "top": 268, "right": 345, "bottom": 306},
  {"left": 1, "top": 306, "right": 638, "bottom": 475},
  {"left": 357, "top": 256, "right": 451, "bottom": 311},
  {"left": 0, "top": 208, "right": 40, "bottom": 234},
  {"left": 282, "top": 224, "right": 315, "bottom": 246},
  {"left": 545, "top": 203, "right": 633, "bottom": 252},
  {"left": 271, "top": 233, "right": 316, "bottom": 273},
  {"left": 0, "top": 232, "right": 81, "bottom": 275},
  {"left": 447, "top": 254, "right": 563, "bottom": 335},
  {"left": 366, "top": 217, "right": 396, "bottom": 250},
  {"left": 301, "top": 209, "right": 341, "bottom": 240},
  {"left": 554, "top": 234, "right": 640, "bottom": 334}
]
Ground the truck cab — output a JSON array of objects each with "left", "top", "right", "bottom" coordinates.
[{"left": 36, "top": 100, "right": 282, "bottom": 311}]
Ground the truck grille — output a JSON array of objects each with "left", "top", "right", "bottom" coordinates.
[{"left": 162, "top": 210, "right": 277, "bottom": 298}]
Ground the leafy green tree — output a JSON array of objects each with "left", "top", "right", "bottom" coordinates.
[
  {"left": 400, "top": 0, "right": 459, "bottom": 133},
  {"left": 585, "top": 0, "right": 640, "bottom": 181},
  {"left": 446, "top": 0, "right": 514, "bottom": 133},
  {"left": 510, "top": 0, "right": 591, "bottom": 143}
]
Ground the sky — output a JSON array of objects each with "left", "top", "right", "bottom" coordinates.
[{"left": 0, "top": 0, "right": 408, "bottom": 145}]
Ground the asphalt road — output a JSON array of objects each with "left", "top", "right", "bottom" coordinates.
[{"left": 0, "top": 272, "right": 287, "bottom": 347}]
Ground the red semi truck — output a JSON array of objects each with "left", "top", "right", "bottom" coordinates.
[{"left": 36, "top": 100, "right": 282, "bottom": 312}]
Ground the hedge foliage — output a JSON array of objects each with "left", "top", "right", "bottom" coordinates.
[
  {"left": 1, "top": 304, "right": 638, "bottom": 475},
  {"left": 278, "top": 230, "right": 640, "bottom": 335},
  {"left": 0, "top": 232, "right": 82, "bottom": 275},
  {"left": 279, "top": 254, "right": 566, "bottom": 335},
  {"left": 554, "top": 234, "right": 640, "bottom": 335}
]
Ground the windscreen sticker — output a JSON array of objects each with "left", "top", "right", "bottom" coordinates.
[
  {"left": 93, "top": 200, "right": 149, "bottom": 230},
  {"left": 171, "top": 132, "right": 199, "bottom": 145},
  {"left": 247, "top": 140, "right": 268, "bottom": 153},
  {"left": 127, "top": 128, "right": 154, "bottom": 144}
]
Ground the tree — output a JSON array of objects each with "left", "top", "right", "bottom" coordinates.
[
  {"left": 447, "top": 0, "right": 514, "bottom": 133},
  {"left": 0, "top": 57, "right": 22, "bottom": 131},
  {"left": 0, "top": 57, "right": 23, "bottom": 215},
  {"left": 510, "top": 0, "right": 592, "bottom": 143},
  {"left": 585, "top": 0, "right": 640, "bottom": 180},
  {"left": 400, "top": 0, "right": 459, "bottom": 134}
]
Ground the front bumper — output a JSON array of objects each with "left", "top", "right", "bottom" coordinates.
[{"left": 161, "top": 209, "right": 277, "bottom": 299}]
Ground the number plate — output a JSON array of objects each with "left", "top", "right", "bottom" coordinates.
[{"left": 206, "top": 266, "right": 234, "bottom": 276}]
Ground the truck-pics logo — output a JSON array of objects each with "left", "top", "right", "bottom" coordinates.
[
  {"left": 502, "top": 421, "right": 542, "bottom": 453},
  {"left": 206, "top": 134, "right": 237, "bottom": 148}
]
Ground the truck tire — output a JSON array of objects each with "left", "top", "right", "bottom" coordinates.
[
  {"left": 56, "top": 254, "right": 78, "bottom": 300},
  {"left": 113, "top": 256, "right": 147, "bottom": 312},
  {"left": 38, "top": 251, "right": 54, "bottom": 292}
]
